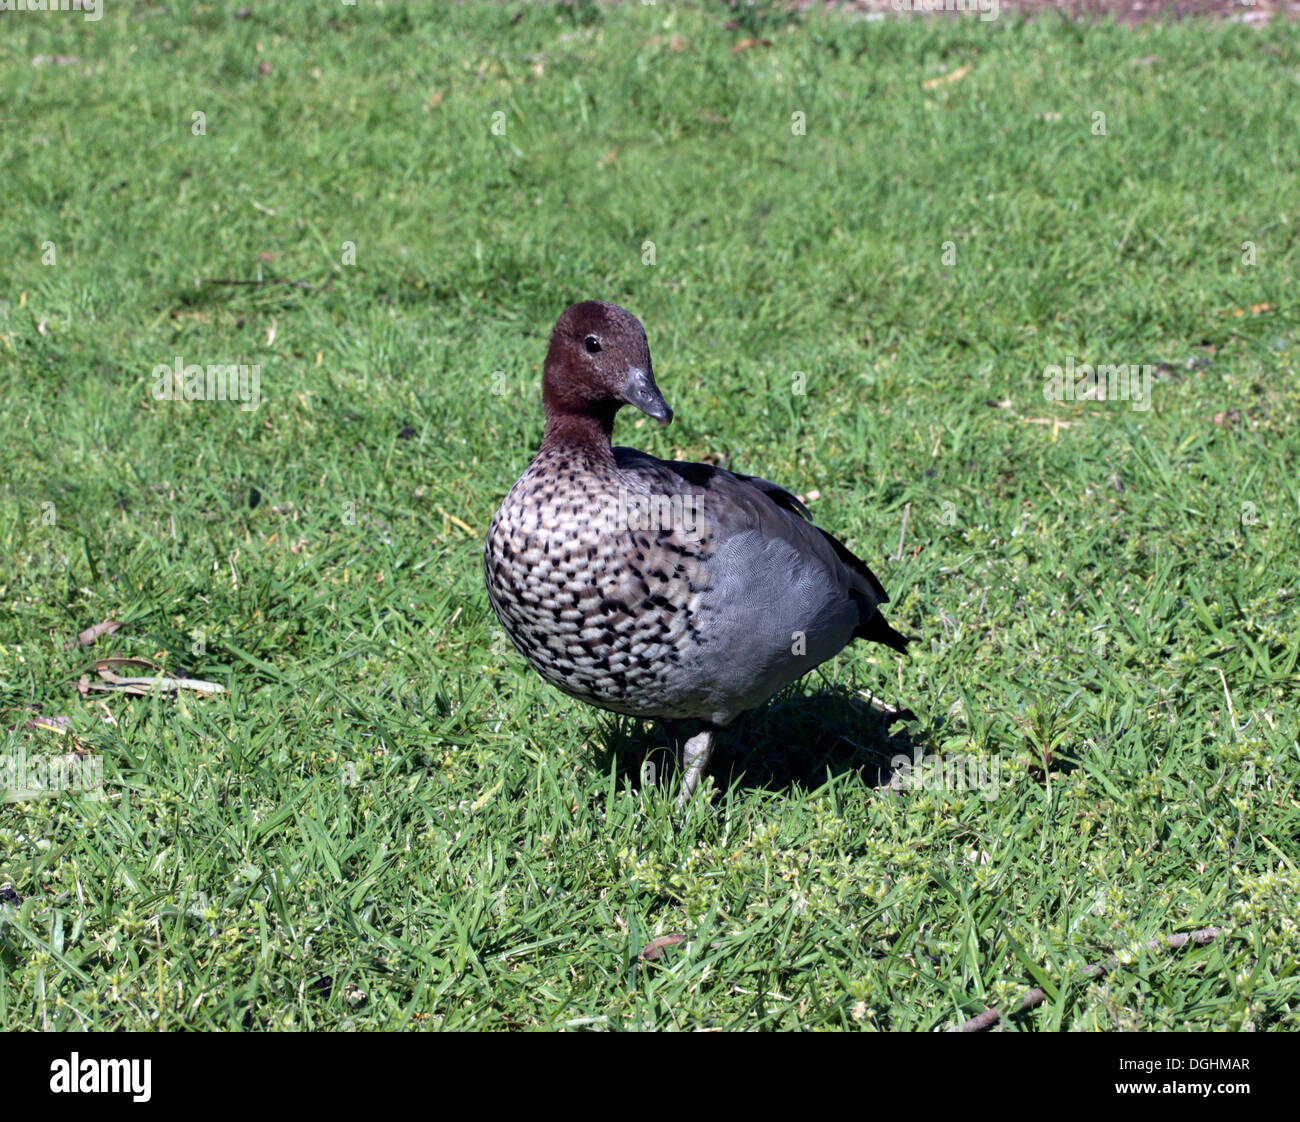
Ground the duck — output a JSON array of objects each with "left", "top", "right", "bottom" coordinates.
[{"left": 484, "top": 301, "right": 911, "bottom": 802}]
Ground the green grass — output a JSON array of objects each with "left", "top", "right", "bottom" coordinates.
[{"left": 1, "top": 0, "right": 1298, "bottom": 1030}]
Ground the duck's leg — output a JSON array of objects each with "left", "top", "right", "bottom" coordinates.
[
  {"left": 677, "top": 725, "right": 717, "bottom": 806},
  {"left": 645, "top": 720, "right": 681, "bottom": 789}
]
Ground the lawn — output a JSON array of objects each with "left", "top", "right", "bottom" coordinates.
[{"left": 0, "top": 0, "right": 1297, "bottom": 1030}]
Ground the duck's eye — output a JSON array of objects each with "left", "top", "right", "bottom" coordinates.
[{"left": 583, "top": 335, "right": 602, "bottom": 354}]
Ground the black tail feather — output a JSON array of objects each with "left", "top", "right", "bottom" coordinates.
[{"left": 854, "top": 610, "right": 914, "bottom": 656}]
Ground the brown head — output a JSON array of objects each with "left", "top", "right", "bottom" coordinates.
[{"left": 541, "top": 302, "right": 672, "bottom": 437}]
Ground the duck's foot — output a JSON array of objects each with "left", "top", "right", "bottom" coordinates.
[{"left": 677, "top": 726, "right": 716, "bottom": 807}]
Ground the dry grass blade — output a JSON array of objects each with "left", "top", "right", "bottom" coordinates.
[{"left": 82, "top": 658, "right": 228, "bottom": 696}]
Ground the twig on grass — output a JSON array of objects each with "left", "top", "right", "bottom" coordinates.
[{"left": 953, "top": 926, "right": 1225, "bottom": 1032}]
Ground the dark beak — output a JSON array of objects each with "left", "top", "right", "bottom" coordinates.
[{"left": 622, "top": 366, "right": 673, "bottom": 425}]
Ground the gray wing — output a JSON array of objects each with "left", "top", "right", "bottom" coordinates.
[{"left": 613, "top": 447, "right": 889, "bottom": 620}]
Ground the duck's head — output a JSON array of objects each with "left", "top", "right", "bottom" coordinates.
[{"left": 542, "top": 301, "right": 673, "bottom": 428}]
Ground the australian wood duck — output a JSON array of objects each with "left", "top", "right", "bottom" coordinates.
[{"left": 484, "top": 301, "right": 911, "bottom": 801}]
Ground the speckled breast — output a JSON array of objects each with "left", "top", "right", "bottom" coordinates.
[{"left": 483, "top": 465, "right": 716, "bottom": 720}]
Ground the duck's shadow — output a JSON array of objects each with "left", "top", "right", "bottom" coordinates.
[{"left": 594, "top": 687, "right": 924, "bottom": 798}]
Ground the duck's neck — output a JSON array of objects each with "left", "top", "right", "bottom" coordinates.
[{"left": 540, "top": 408, "right": 619, "bottom": 470}]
